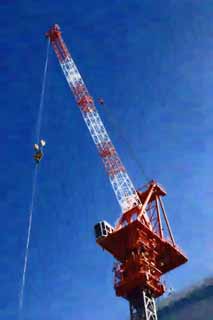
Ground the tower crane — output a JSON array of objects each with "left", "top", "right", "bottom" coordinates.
[{"left": 46, "top": 24, "right": 188, "bottom": 320}]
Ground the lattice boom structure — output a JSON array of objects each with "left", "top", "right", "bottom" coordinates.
[{"left": 46, "top": 24, "right": 141, "bottom": 213}]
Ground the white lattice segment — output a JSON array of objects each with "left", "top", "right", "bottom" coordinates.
[
  {"left": 143, "top": 291, "right": 158, "bottom": 320},
  {"left": 129, "top": 291, "right": 158, "bottom": 320},
  {"left": 59, "top": 57, "right": 141, "bottom": 212},
  {"left": 110, "top": 172, "right": 141, "bottom": 212}
]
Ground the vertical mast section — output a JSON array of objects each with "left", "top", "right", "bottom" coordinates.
[
  {"left": 46, "top": 24, "right": 142, "bottom": 213},
  {"left": 129, "top": 290, "right": 158, "bottom": 320}
]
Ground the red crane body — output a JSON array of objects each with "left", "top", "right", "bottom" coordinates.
[
  {"left": 46, "top": 25, "right": 188, "bottom": 319},
  {"left": 99, "top": 182, "right": 187, "bottom": 299}
]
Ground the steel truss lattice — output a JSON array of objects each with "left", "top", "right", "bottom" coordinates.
[
  {"left": 47, "top": 25, "right": 142, "bottom": 213},
  {"left": 129, "top": 290, "right": 158, "bottom": 320}
]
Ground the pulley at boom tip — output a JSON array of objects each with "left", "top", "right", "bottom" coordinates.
[{"left": 45, "top": 24, "right": 61, "bottom": 41}]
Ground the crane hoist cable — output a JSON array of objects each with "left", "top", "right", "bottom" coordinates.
[
  {"left": 98, "top": 100, "right": 151, "bottom": 183},
  {"left": 18, "top": 39, "right": 50, "bottom": 314},
  {"left": 99, "top": 104, "right": 152, "bottom": 227}
]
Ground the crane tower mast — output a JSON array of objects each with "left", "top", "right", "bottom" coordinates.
[{"left": 46, "top": 25, "right": 188, "bottom": 320}]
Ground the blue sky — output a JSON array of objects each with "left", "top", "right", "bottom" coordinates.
[{"left": 1, "top": 1, "right": 213, "bottom": 319}]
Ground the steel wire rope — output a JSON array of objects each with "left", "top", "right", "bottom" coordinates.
[
  {"left": 101, "top": 102, "right": 152, "bottom": 229},
  {"left": 98, "top": 102, "right": 151, "bottom": 184},
  {"left": 19, "top": 39, "right": 50, "bottom": 314},
  {"left": 103, "top": 101, "right": 153, "bottom": 293}
]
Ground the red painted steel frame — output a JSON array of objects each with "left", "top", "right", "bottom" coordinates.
[{"left": 97, "top": 181, "right": 188, "bottom": 298}]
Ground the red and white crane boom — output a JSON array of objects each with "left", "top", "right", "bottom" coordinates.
[{"left": 46, "top": 24, "right": 142, "bottom": 214}]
